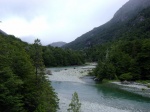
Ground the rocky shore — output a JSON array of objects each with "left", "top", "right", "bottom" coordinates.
[{"left": 111, "top": 81, "right": 150, "bottom": 98}]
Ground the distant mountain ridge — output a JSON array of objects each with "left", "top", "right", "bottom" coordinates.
[
  {"left": 49, "top": 41, "right": 67, "bottom": 47},
  {"left": 63, "top": 0, "right": 150, "bottom": 49}
]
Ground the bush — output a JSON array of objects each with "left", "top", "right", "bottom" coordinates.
[{"left": 119, "top": 73, "right": 133, "bottom": 81}]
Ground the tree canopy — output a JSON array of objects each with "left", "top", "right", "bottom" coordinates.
[
  {"left": 0, "top": 34, "right": 59, "bottom": 112},
  {"left": 90, "top": 39, "right": 150, "bottom": 81}
]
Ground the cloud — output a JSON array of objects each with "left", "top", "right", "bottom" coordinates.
[
  {"left": 0, "top": 0, "right": 129, "bottom": 45},
  {"left": 0, "top": 0, "right": 49, "bottom": 20}
]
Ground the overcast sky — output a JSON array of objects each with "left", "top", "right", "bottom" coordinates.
[{"left": 0, "top": 0, "right": 129, "bottom": 45}]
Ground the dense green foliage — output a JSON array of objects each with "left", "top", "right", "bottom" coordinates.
[
  {"left": 91, "top": 39, "right": 150, "bottom": 81},
  {"left": 0, "top": 34, "right": 59, "bottom": 112},
  {"left": 0, "top": 32, "right": 85, "bottom": 111},
  {"left": 42, "top": 46, "right": 85, "bottom": 67}
]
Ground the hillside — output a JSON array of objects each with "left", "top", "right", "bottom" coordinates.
[
  {"left": 0, "top": 33, "right": 59, "bottom": 112},
  {"left": 50, "top": 41, "right": 67, "bottom": 47},
  {"left": 0, "top": 29, "right": 7, "bottom": 35},
  {"left": 63, "top": 0, "right": 150, "bottom": 49}
]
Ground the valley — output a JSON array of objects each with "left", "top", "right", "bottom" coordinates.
[{"left": 0, "top": 0, "right": 150, "bottom": 112}]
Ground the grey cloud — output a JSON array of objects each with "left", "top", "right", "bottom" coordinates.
[{"left": 0, "top": 0, "right": 50, "bottom": 20}]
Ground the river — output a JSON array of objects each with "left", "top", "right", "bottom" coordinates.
[{"left": 47, "top": 65, "right": 150, "bottom": 112}]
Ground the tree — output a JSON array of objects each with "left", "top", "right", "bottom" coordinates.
[
  {"left": 31, "top": 39, "right": 59, "bottom": 112},
  {"left": 68, "top": 92, "right": 81, "bottom": 112},
  {"left": 31, "top": 39, "right": 45, "bottom": 84}
]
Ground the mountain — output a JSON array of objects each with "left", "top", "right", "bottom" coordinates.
[
  {"left": 50, "top": 41, "right": 67, "bottom": 47},
  {"left": 63, "top": 0, "right": 150, "bottom": 49},
  {"left": 0, "top": 29, "right": 7, "bottom": 35}
]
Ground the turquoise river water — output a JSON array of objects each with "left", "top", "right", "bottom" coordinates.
[{"left": 51, "top": 77, "right": 150, "bottom": 112}]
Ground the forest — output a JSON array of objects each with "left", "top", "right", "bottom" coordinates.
[
  {"left": 42, "top": 46, "right": 85, "bottom": 67},
  {"left": 0, "top": 33, "right": 85, "bottom": 112},
  {"left": 88, "top": 38, "right": 150, "bottom": 81}
]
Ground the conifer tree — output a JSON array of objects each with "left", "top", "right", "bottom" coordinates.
[
  {"left": 68, "top": 92, "right": 81, "bottom": 112},
  {"left": 32, "top": 39, "right": 59, "bottom": 112},
  {"left": 32, "top": 39, "right": 45, "bottom": 83}
]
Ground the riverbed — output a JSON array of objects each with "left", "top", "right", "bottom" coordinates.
[{"left": 46, "top": 64, "right": 150, "bottom": 112}]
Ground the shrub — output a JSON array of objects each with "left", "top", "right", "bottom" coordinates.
[{"left": 119, "top": 72, "right": 133, "bottom": 81}]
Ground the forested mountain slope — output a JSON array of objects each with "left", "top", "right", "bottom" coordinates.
[{"left": 63, "top": 0, "right": 150, "bottom": 49}]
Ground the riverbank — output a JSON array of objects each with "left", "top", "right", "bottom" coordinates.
[
  {"left": 46, "top": 64, "right": 132, "bottom": 112},
  {"left": 46, "top": 63, "right": 150, "bottom": 99},
  {"left": 46, "top": 63, "right": 96, "bottom": 83},
  {"left": 111, "top": 81, "right": 150, "bottom": 98}
]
